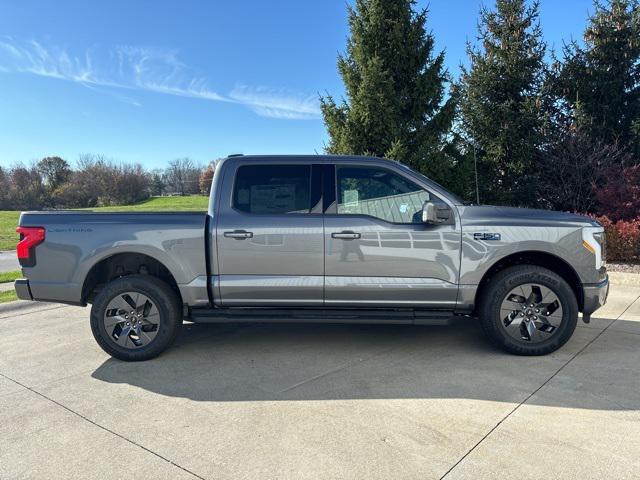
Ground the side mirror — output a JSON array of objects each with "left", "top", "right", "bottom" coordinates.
[{"left": 422, "top": 201, "right": 451, "bottom": 225}]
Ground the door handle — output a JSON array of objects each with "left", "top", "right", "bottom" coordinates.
[
  {"left": 224, "top": 230, "right": 253, "bottom": 239},
  {"left": 332, "top": 231, "right": 361, "bottom": 240}
]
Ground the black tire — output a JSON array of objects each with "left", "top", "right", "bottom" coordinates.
[
  {"left": 478, "top": 265, "right": 578, "bottom": 355},
  {"left": 90, "top": 275, "right": 182, "bottom": 361}
]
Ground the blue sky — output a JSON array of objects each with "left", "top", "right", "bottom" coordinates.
[{"left": 0, "top": 0, "right": 594, "bottom": 169}]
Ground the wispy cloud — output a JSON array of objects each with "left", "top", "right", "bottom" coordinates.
[
  {"left": 229, "top": 85, "right": 321, "bottom": 120},
  {"left": 0, "top": 38, "right": 320, "bottom": 120},
  {"left": 81, "top": 83, "right": 143, "bottom": 107}
]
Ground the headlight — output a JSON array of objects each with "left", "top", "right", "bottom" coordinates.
[
  {"left": 593, "top": 231, "right": 606, "bottom": 266},
  {"left": 582, "top": 226, "right": 606, "bottom": 268}
]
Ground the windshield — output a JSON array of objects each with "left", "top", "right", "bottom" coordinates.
[{"left": 395, "top": 162, "right": 466, "bottom": 205}]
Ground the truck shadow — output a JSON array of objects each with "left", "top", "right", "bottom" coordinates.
[{"left": 91, "top": 317, "right": 639, "bottom": 410}]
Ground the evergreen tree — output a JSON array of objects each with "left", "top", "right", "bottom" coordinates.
[
  {"left": 149, "top": 169, "right": 166, "bottom": 196},
  {"left": 556, "top": 0, "right": 640, "bottom": 157},
  {"left": 456, "top": 0, "right": 550, "bottom": 206},
  {"left": 320, "top": 0, "right": 456, "bottom": 186}
]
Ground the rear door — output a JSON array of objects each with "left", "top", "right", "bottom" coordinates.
[
  {"left": 323, "top": 161, "right": 461, "bottom": 308},
  {"left": 215, "top": 158, "right": 324, "bottom": 306}
]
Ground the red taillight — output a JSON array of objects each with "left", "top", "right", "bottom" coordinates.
[{"left": 16, "top": 226, "right": 45, "bottom": 260}]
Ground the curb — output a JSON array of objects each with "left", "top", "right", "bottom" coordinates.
[{"left": 608, "top": 271, "right": 640, "bottom": 287}]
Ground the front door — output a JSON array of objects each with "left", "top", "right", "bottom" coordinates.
[
  {"left": 216, "top": 160, "right": 324, "bottom": 306},
  {"left": 324, "top": 163, "right": 461, "bottom": 308}
]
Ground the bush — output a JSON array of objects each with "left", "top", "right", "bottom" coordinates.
[
  {"left": 53, "top": 155, "right": 150, "bottom": 208},
  {"left": 110, "top": 163, "right": 150, "bottom": 205},
  {"left": 594, "top": 215, "right": 640, "bottom": 263},
  {"left": 595, "top": 164, "right": 640, "bottom": 221}
]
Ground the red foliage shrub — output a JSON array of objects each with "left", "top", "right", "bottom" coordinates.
[
  {"left": 593, "top": 215, "right": 640, "bottom": 263},
  {"left": 595, "top": 164, "right": 640, "bottom": 221}
]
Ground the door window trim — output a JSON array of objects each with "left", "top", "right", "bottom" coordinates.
[{"left": 323, "top": 164, "right": 337, "bottom": 214}]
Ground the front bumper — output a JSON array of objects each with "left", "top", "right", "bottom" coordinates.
[
  {"left": 582, "top": 276, "right": 609, "bottom": 316},
  {"left": 14, "top": 279, "right": 33, "bottom": 301}
]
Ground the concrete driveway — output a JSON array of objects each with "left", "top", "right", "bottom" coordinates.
[{"left": 1, "top": 283, "right": 639, "bottom": 480}]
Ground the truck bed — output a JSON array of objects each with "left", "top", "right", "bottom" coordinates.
[{"left": 16, "top": 211, "right": 209, "bottom": 307}]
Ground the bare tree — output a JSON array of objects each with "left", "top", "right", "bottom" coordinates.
[
  {"left": 7, "top": 162, "right": 47, "bottom": 210},
  {"left": 537, "top": 128, "right": 632, "bottom": 213},
  {"left": 55, "top": 154, "right": 150, "bottom": 207},
  {"left": 111, "top": 163, "right": 150, "bottom": 205},
  {"left": 61, "top": 154, "right": 114, "bottom": 207},
  {"left": 165, "top": 158, "right": 201, "bottom": 195}
]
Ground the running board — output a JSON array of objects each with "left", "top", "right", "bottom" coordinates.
[{"left": 188, "top": 308, "right": 454, "bottom": 326}]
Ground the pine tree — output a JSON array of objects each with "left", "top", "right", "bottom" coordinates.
[
  {"left": 320, "top": 0, "right": 456, "bottom": 186},
  {"left": 456, "top": 0, "right": 550, "bottom": 206},
  {"left": 557, "top": 0, "right": 640, "bottom": 157}
]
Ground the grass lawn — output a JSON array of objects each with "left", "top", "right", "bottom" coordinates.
[
  {"left": 0, "top": 270, "right": 21, "bottom": 283},
  {"left": 0, "top": 195, "right": 208, "bottom": 250},
  {"left": 0, "top": 290, "right": 17, "bottom": 303},
  {"left": 0, "top": 211, "right": 21, "bottom": 252},
  {"left": 84, "top": 195, "right": 208, "bottom": 212}
]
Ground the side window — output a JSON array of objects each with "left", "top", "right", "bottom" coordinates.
[
  {"left": 233, "top": 165, "right": 311, "bottom": 214},
  {"left": 336, "top": 166, "right": 432, "bottom": 224}
]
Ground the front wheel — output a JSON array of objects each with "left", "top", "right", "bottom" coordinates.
[
  {"left": 90, "top": 275, "right": 182, "bottom": 361},
  {"left": 478, "top": 265, "right": 578, "bottom": 355}
]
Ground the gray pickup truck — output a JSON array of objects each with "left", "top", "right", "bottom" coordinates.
[{"left": 15, "top": 155, "right": 609, "bottom": 361}]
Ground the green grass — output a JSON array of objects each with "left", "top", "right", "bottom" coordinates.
[
  {"left": 0, "top": 211, "right": 21, "bottom": 251},
  {"left": 0, "top": 290, "right": 17, "bottom": 303},
  {"left": 0, "top": 195, "right": 208, "bottom": 250},
  {"left": 0, "top": 270, "right": 21, "bottom": 283},
  {"left": 83, "top": 195, "right": 208, "bottom": 212}
]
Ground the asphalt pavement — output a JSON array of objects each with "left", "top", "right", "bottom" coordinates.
[{"left": 0, "top": 250, "right": 19, "bottom": 272}]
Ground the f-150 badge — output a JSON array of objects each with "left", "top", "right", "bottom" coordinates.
[{"left": 474, "top": 232, "right": 501, "bottom": 241}]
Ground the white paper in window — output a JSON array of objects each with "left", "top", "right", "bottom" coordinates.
[
  {"left": 250, "top": 184, "right": 296, "bottom": 213},
  {"left": 343, "top": 189, "right": 359, "bottom": 207}
]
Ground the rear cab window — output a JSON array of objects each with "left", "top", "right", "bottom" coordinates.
[{"left": 233, "top": 164, "right": 312, "bottom": 214}]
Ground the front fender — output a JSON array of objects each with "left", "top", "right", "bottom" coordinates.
[{"left": 459, "top": 227, "right": 589, "bottom": 285}]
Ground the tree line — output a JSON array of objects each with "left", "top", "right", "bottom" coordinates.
[
  {"left": 322, "top": 0, "right": 640, "bottom": 222},
  {"left": 0, "top": 155, "right": 216, "bottom": 210}
]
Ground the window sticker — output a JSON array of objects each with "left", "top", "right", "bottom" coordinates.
[
  {"left": 343, "top": 189, "right": 359, "bottom": 207},
  {"left": 250, "top": 184, "right": 296, "bottom": 213}
]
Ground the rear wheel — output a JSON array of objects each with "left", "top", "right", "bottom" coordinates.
[
  {"left": 90, "top": 275, "right": 182, "bottom": 361},
  {"left": 479, "top": 265, "right": 578, "bottom": 355}
]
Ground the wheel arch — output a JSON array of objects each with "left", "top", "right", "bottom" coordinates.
[
  {"left": 474, "top": 251, "right": 584, "bottom": 313},
  {"left": 81, "top": 252, "right": 182, "bottom": 305}
]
